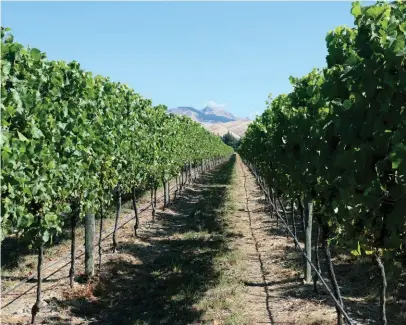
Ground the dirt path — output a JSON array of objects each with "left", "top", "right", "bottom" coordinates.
[
  {"left": 234, "top": 157, "right": 406, "bottom": 325},
  {"left": 231, "top": 157, "right": 337, "bottom": 325}
]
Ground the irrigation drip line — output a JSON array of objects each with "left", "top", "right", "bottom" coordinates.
[
  {"left": 0, "top": 191, "right": 177, "bottom": 308},
  {"left": 2, "top": 257, "right": 73, "bottom": 309},
  {"left": 242, "top": 160, "right": 356, "bottom": 325},
  {"left": 1, "top": 186, "right": 175, "bottom": 299}
]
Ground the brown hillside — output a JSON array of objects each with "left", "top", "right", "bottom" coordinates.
[
  {"left": 203, "top": 120, "right": 251, "bottom": 139},
  {"left": 222, "top": 120, "right": 251, "bottom": 138}
]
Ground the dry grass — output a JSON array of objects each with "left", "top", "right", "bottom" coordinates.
[
  {"left": 62, "top": 282, "right": 97, "bottom": 302},
  {"left": 195, "top": 163, "right": 250, "bottom": 325}
]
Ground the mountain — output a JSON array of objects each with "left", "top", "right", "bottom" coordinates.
[
  {"left": 169, "top": 106, "right": 202, "bottom": 122},
  {"left": 169, "top": 106, "right": 237, "bottom": 123},
  {"left": 200, "top": 106, "right": 237, "bottom": 122},
  {"left": 168, "top": 105, "right": 251, "bottom": 139}
]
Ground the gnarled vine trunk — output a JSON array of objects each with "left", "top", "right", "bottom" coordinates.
[
  {"left": 322, "top": 225, "right": 344, "bottom": 325},
  {"left": 277, "top": 196, "right": 289, "bottom": 238},
  {"left": 297, "top": 196, "right": 306, "bottom": 240},
  {"left": 112, "top": 184, "right": 121, "bottom": 253},
  {"left": 175, "top": 176, "right": 178, "bottom": 200},
  {"left": 98, "top": 197, "right": 104, "bottom": 272},
  {"left": 291, "top": 200, "right": 297, "bottom": 250},
  {"left": 31, "top": 221, "right": 44, "bottom": 325},
  {"left": 374, "top": 252, "right": 387, "bottom": 325},
  {"left": 304, "top": 200, "right": 313, "bottom": 283},
  {"left": 154, "top": 186, "right": 157, "bottom": 211},
  {"left": 313, "top": 224, "right": 321, "bottom": 293},
  {"left": 269, "top": 186, "right": 274, "bottom": 218},
  {"left": 163, "top": 179, "right": 170, "bottom": 209},
  {"left": 85, "top": 213, "right": 95, "bottom": 278},
  {"left": 132, "top": 186, "right": 139, "bottom": 237},
  {"left": 167, "top": 180, "right": 171, "bottom": 206},
  {"left": 181, "top": 168, "right": 184, "bottom": 190},
  {"left": 150, "top": 179, "right": 157, "bottom": 223},
  {"left": 69, "top": 202, "right": 80, "bottom": 287}
]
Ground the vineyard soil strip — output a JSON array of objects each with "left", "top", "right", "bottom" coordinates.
[
  {"left": 243, "top": 160, "right": 356, "bottom": 325},
  {"left": 1, "top": 186, "right": 174, "bottom": 299},
  {"left": 2, "top": 258, "right": 72, "bottom": 309}
]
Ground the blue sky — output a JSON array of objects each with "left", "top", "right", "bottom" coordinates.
[{"left": 2, "top": 1, "right": 361, "bottom": 119}]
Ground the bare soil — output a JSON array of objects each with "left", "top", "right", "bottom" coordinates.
[
  {"left": 231, "top": 157, "right": 405, "bottom": 325},
  {"left": 232, "top": 158, "right": 336, "bottom": 325}
]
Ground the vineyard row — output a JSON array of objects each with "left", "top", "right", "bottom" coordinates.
[
  {"left": 239, "top": 2, "right": 405, "bottom": 325},
  {"left": 1, "top": 26, "right": 233, "bottom": 324}
]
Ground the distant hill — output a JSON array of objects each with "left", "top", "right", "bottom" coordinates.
[
  {"left": 168, "top": 105, "right": 251, "bottom": 138},
  {"left": 168, "top": 106, "right": 202, "bottom": 122},
  {"left": 201, "top": 120, "right": 251, "bottom": 139},
  {"left": 169, "top": 105, "right": 238, "bottom": 123},
  {"left": 200, "top": 106, "right": 237, "bottom": 123}
]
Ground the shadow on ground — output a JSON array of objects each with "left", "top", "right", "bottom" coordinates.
[
  {"left": 248, "top": 176, "right": 406, "bottom": 325},
  {"left": 1, "top": 185, "right": 154, "bottom": 272},
  {"left": 50, "top": 156, "right": 236, "bottom": 325}
]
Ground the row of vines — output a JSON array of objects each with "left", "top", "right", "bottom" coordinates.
[
  {"left": 1, "top": 27, "right": 233, "bottom": 323},
  {"left": 239, "top": 2, "right": 405, "bottom": 325}
]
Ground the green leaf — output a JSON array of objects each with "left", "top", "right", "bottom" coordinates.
[
  {"left": 350, "top": 242, "right": 361, "bottom": 256},
  {"left": 399, "top": 22, "right": 406, "bottom": 33},
  {"left": 30, "top": 48, "right": 41, "bottom": 61},
  {"left": 17, "top": 131, "right": 29, "bottom": 142},
  {"left": 31, "top": 127, "right": 44, "bottom": 139},
  {"left": 351, "top": 2, "right": 362, "bottom": 17},
  {"left": 45, "top": 213, "right": 57, "bottom": 223},
  {"left": 48, "top": 160, "right": 56, "bottom": 169},
  {"left": 396, "top": 48, "right": 406, "bottom": 57},
  {"left": 2, "top": 61, "right": 11, "bottom": 75},
  {"left": 42, "top": 230, "right": 50, "bottom": 243},
  {"left": 365, "top": 5, "right": 387, "bottom": 19},
  {"left": 392, "top": 157, "right": 402, "bottom": 169},
  {"left": 343, "top": 100, "right": 352, "bottom": 110}
]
